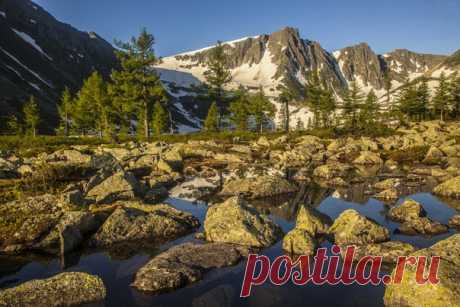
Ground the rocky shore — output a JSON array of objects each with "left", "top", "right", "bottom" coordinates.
[{"left": 1, "top": 120, "right": 460, "bottom": 306}]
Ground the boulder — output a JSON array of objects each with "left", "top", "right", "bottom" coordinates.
[
  {"left": 0, "top": 272, "right": 106, "bottom": 307},
  {"left": 384, "top": 234, "right": 460, "bottom": 307},
  {"left": 282, "top": 229, "right": 317, "bottom": 255},
  {"left": 449, "top": 215, "right": 460, "bottom": 229},
  {"left": 132, "top": 242, "right": 243, "bottom": 293},
  {"left": 256, "top": 136, "right": 270, "bottom": 147},
  {"left": 90, "top": 204, "right": 199, "bottom": 247},
  {"left": 46, "top": 149, "right": 92, "bottom": 165},
  {"left": 342, "top": 241, "right": 416, "bottom": 263},
  {"left": 433, "top": 176, "right": 460, "bottom": 199},
  {"left": 374, "top": 188, "right": 399, "bottom": 201},
  {"left": 423, "top": 146, "right": 445, "bottom": 164},
  {"left": 204, "top": 197, "right": 283, "bottom": 248},
  {"left": 294, "top": 206, "right": 331, "bottom": 237},
  {"left": 398, "top": 217, "right": 449, "bottom": 236},
  {"left": 313, "top": 162, "right": 351, "bottom": 180},
  {"left": 328, "top": 209, "right": 390, "bottom": 245},
  {"left": 387, "top": 199, "right": 426, "bottom": 222},
  {"left": 353, "top": 151, "right": 383, "bottom": 165},
  {"left": 85, "top": 169, "right": 142, "bottom": 204},
  {"left": 220, "top": 175, "right": 297, "bottom": 199},
  {"left": 374, "top": 178, "right": 401, "bottom": 191}
]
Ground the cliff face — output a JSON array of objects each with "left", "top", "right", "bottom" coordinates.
[{"left": 0, "top": 0, "right": 117, "bottom": 129}]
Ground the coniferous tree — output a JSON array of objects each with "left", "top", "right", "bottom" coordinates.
[
  {"left": 203, "top": 102, "right": 220, "bottom": 132},
  {"left": 396, "top": 79, "right": 418, "bottom": 121},
  {"left": 23, "top": 96, "right": 40, "bottom": 137},
  {"left": 383, "top": 71, "right": 392, "bottom": 104},
  {"left": 319, "top": 88, "right": 336, "bottom": 128},
  {"left": 74, "top": 71, "right": 111, "bottom": 137},
  {"left": 152, "top": 101, "right": 170, "bottom": 135},
  {"left": 295, "top": 118, "right": 304, "bottom": 131},
  {"left": 58, "top": 87, "right": 74, "bottom": 136},
  {"left": 415, "top": 78, "right": 430, "bottom": 121},
  {"left": 111, "top": 28, "right": 166, "bottom": 139},
  {"left": 277, "top": 84, "right": 295, "bottom": 133},
  {"left": 342, "top": 81, "right": 364, "bottom": 130},
  {"left": 304, "top": 72, "right": 323, "bottom": 128},
  {"left": 449, "top": 72, "right": 460, "bottom": 119},
  {"left": 204, "top": 41, "right": 232, "bottom": 122},
  {"left": 6, "top": 115, "right": 22, "bottom": 135},
  {"left": 249, "top": 88, "right": 276, "bottom": 133},
  {"left": 432, "top": 72, "right": 450, "bottom": 121},
  {"left": 229, "top": 86, "right": 251, "bottom": 131},
  {"left": 359, "top": 89, "right": 380, "bottom": 129}
]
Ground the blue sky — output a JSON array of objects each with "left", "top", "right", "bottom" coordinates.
[{"left": 34, "top": 0, "right": 460, "bottom": 57}]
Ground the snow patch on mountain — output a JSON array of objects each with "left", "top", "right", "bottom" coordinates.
[
  {"left": 0, "top": 11, "right": 6, "bottom": 18},
  {"left": 12, "top": 29, "right": 53, "bottom": 61}
]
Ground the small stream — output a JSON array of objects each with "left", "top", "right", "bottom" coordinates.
[{"left": 0, "top": 188, "right": 458, "bottom": 307}]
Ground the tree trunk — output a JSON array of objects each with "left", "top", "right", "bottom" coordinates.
[
  {"left": 144, "top": 105, "right": 149, "bottom": 139},
  {"left": 284, "top": 100, "right": 290, "bottom": 133},
  {"left": 64, "top": 113, "right": 69, "bottom": 136}
]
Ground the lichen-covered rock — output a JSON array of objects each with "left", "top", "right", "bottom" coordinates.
[
  {"left": 341, "top": 241, "right": 416, "bottom": 263},
  {"left": 0, "top": 272, "right": 106, "bottom": 307},
  {"left": 433, "top": 176, "right": 460, "bottom": 199},
  {"left": 384, "top": 234, "right": 460, "bottom": 307},
  {"left": 294, "top": 206, "right": 331, "bottom": 237},
  {"left": 132, "top": 242, "right": 243, "bottom": 293},
  {"left": 328, "top": 209, "right": 390, "bottom": 245},
  {"left": 423, "top": 146, "right": 445, "bottom": 164},
  {"left": 204, "top": 197, "right": 283, "bottom": 248},
  {"left": 313, "top": 162, "right": 352, "bottom": 180},
  {"left": 398, "top": 217, "right": 449, "bottom": 236},
  {"left": 86, "top": 170, "right": 142, "bottom": 204},
  {"left": 282, "top": 229, "right": 317, "bottom": 255},
  {"left": 387, "top": 199, "right": 426, "bottom": 222},
  {"left": 449, "top": 215, "right": 460, "bottom": 229},
  {"left": 220, "top": 175, "right": 297, "bottom": 199},
  {"left": 374, "top": 188, "right": 399, "bottom": 201},
  {"left": 374, "top": 178, "right": 401, "bottom": 191},
  {"left": 90, "top": 204, "right": 199, "bottom": 247},
  {"left": 353, "top": 151, "right": 383, "bottom": 165}
]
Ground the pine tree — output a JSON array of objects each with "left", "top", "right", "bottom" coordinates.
[
  {"left": 152, "top": 101, "right": 170, "bottom": 135},
  {"left": 319, "top": 88, "right": 336, "bottom": 128},
  {"left": 203, "top": 41, "right": 232, "bottom": 122},
  {"left": 415, "top": 78, "right": 430, "bottom": 121},
  {"left": 229, "top": 86, "right": 250, "bottom": 131},
  {"left": 277, "top": 84, "right": 295, "bottom": 133},
  {"left": 383, "top": 71, "right": 392, "bottom": 104},
  {"left": 74, "top": 71, "right": 111, "bottom": 137},
  {"left": 432, "top": 72, "right": 450, "bottom": 121},
  {"left": 249, "top": 88, "right": 276, "bottom": 133},
  {"left": 58, "top": 87, "right": 74, "bottom": 136},
  {"left": 342, "top": 81, "right": 364, "bottom": 130},
  {"left": 396, "top": 79, "right": 418, "bottom": 121},
  {"left": 204, "top": 102, "right": 219, "bottom": 132},
  {"left": 111, "top": 28, "right": 167, "bottom": 139},
  {"left": 449, "top": 72, "right": 460, "bottom": 119},
  {"left": 6, "top": 115, "right": 22, "bottom": 135},
  {"left": 359, "top": 89, "right": 380, "bottom": 129},
  {"left": 23, "top": 96, "right": 40, "bottom": 137},
  {"left": 304, "top": 72, "right": 323, "bottom": 128}
]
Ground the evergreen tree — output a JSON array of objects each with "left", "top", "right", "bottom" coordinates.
[
  {"left": 74, "top": 71, "right": 111, "bottom": 137},
  {"left": 432, "top": 72, "right": 450, "bottom": 121},
  {"left": 277, "top": 84, "right": 295, "bottom": 133},
  {"left": 383, "top": 71, "right": 392, "bottom": 104},
  {"left": 318, "top": 88, "right": 336, "bottom": 128},
  {"left": 449, "top": 72, "right": 460, "bottom": 119},
  {"left": 204, "top": 102, "right": 220, "bottom": 132},
  {"left": 152, "top": 101, "right": 170, "bottom": 135},
  {"left": 359, "top": 89, "right": 380, "bottom": 129},
  {"left": 203, "top": 41, "right": 232, "bottom": 121},
  {"left": 23, "top": 96, "right": 40, "bottom": 137},
  {"left": 249, "top": 89, "right": 276, "bottom": 133},
  {"left": 6, "top": 115, "right": 22, "bottom": 135},
  {"left": 342, "top": 81, "right": 364, "bottom": 130},
  {"left": 111, "top": 28, "right": 167, "bottom": 139},
  {"left": 295, "top": 118, "right": 304, "bottom": 131},
  {"left": 396, "top": 79, "right": 418, "bottom": 121},
  {"left": 58, "top": 87, "right": 74, "bottom": 136},
  {"left": 304, "top": 72, "right": 323, "bottom": 128},
  {"left": 228, "top": 86, "right": 251, "bottom": 131},
  {"left": 415, "top": 78, "right": 430, "bottom": 121}
]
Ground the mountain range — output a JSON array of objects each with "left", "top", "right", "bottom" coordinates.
[{"left": 1, "top": 0, "right": 459, "bottom": 132}]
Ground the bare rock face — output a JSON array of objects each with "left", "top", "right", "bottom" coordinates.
[
  {"left": 384, "top": 234, "right": 460, "bottom": 307},
  {"left": 204, "top": 197, "right": 283, "bottom": 248},
  {"left": 132, "top": 242, "right": 243, "bottom": 293},
  {"left": 90, "top": 204, "right": 200, "bottom": 247},
  {"left": 220, "top": 175, "right": 297, "bottom": 199},
  {"left": 328, "top": 209, "right": 390, "bottom": 245},
  {"left": 0, "top": 272, "right": 106, "bottom": 307}
]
